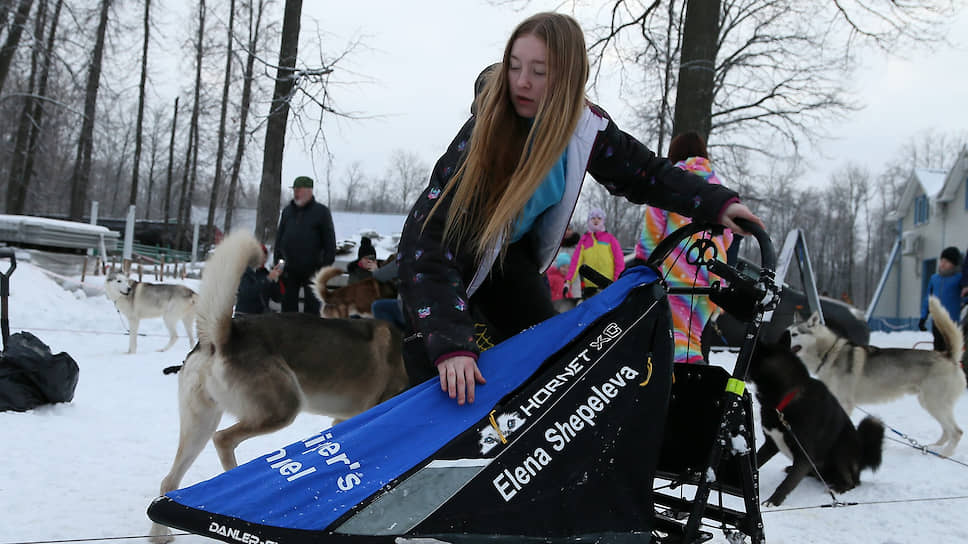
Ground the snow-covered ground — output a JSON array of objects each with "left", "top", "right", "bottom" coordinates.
[{"left": 1, "top": 257, "right": 966, "bottom": 544}]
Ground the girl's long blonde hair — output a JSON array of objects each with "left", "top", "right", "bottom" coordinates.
[{"left": 428, "top": 12, "right": 589, "bottom": 262}]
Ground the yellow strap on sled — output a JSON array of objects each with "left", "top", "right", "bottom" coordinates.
[
  {"left": 488, "top": 410, "right": 508, "bottom": 444},
  {"left": 725, "top": 378, "right": 746, "bottom": 396}
]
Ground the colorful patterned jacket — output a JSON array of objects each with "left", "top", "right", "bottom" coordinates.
[
  {"left": 634, "top": 156, "right": 732, "bottom": 363},
  {"left": 397, "top": 104, "right": 740, "bottom": 368}
]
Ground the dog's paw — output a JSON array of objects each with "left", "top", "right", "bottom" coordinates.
[
  {"left": 761, "top": 497, "right": 783, "bottom": 508},
  {"left": 148, "top": 524, "right": 174, "bottom": 544}
]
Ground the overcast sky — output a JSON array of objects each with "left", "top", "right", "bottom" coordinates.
[{"left": 277, "top": 1, "right": 967, "bottom": 200}]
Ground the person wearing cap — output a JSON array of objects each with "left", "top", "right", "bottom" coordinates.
[
  {"left": 235, "top": 243, "right": 282, "bottom": 315},
  {"left": 273, "top": 176, "right": 336, "bottom": 314},
  {"left": 347, "top": 236, "right": 380, "bottom": 284},
  {"left": 564, "top": 208, "right": 625, "bottom": 299},
  {"left": 920, "top": 246, "right": 964, "bottom": 351}
]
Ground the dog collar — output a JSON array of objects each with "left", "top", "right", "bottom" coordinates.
[{"left": 775, "top": 387, "right": 800, "bottom": 412}]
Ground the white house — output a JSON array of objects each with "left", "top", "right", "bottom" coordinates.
[{"left": 869, "top": 147, "right": 968, "bottom": 327}]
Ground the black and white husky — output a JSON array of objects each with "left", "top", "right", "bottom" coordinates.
[
  {"left": 750, "top": 331, "right": 884, "bottom": 506},
  {"left": 789, "top": 296, "right": 965, "bottom": 455},
  {"left": 103, "top": 272, "right": 197, "bottom": 354}
]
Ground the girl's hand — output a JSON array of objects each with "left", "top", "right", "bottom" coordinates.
[
  {"left": 720, "top": 202, "right": 765, "bottom": 235},
  {"left": 437, "top": 355, "right": 486, "bottom": 405}
]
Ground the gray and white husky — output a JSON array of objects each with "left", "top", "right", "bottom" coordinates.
[
  {"left": 103, "top": 272, "right": 197, "bottom": 354},
  {"left": 788, "top": 296, "right": 965, "bottom": 455},
  {"left": 148, "top": 231, "right": 409, "bottom": 543}
]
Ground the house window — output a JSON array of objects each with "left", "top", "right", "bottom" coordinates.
[{"left": 914, "top": 195, "right": 930, "bottom": 225}]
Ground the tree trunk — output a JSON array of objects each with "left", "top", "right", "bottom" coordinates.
[
  {"left": 671, "top": 0, "right": 719, "bottom": 141},
  {"left": 163, "top": 96, "right": 179, "bottom": 225},
  {"left": 225, "top": 0, "right": 266, "bottom": 233},
  {"left": 68, "top": 0, "right": 111, "bottom": 220},
  {"left": 129, "top": 0, "right": 151, "bottom": 209},
  {"left": 255, "top": 0, "right": 302, "bottom": 243},
  {"left": 4, "top": 0, "right": 44, "bottom": 214},
  {"left": 17, "top": 0, "right": 61, "bottom": 213},
  {"left": 177, "top": 0, "right": 205, "bottom": 248},
  {"left": 0, "top": 0, "right": 33, "bottom": 95},
  {"left": 206, "top": 0, "right": 235, "bottom": 243}
]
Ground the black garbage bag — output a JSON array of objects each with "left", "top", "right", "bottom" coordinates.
[{"left": 0, "top": 332, "right": 80, "bottom": 412}]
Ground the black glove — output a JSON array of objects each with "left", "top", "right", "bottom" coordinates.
[{"left": 918, "top": 317, "right": 927, "bottom": 331}]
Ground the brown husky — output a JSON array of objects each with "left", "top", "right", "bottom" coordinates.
[{"left": 149, "top": 232, "right": 408, "bottom": 543}]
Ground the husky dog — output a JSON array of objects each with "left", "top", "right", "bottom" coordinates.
[
  {"left": 789, "top": 296, "right": 965, "bottom": 455},
  {"left": 750, "top": 331, "right": 883, "bottom": 506},
  {"left": 311, "top": 265, "right": 381, "bottom": 318},
  {"left": 149, "top": 232, "right": 409, "bottom": 544},
  {"left": 103, "top": 273, "right": 197, "bottom": 354}
]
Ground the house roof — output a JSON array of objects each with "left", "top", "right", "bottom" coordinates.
[
  {"left": 893, "top": 148, "right": 968, "bottom": 218},
  {"left": 935, "top": 148, "right": 968, "bottom": 203}
]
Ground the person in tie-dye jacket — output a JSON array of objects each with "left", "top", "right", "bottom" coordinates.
[{"left": 632, "top": 131, "right": 733, "bottom": 364}]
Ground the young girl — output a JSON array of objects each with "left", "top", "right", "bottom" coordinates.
[
  {"left": 565, "top": 208, "right": 625, "bottom": 299},
  {"left": 397, "top": 12, "right": 763, "bottom": 404}
]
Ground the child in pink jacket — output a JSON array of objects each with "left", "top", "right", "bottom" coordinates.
[{"left": 566, "top": 208, "right": 625, "bottom": 298}]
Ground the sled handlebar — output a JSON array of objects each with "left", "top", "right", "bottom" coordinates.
[{"left": 731, "top": 218, "right": 775, "bottom": 272}]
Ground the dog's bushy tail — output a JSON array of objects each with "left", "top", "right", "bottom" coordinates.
[
  {"left": 928, "top": 295, "right": 964, "bottom": 365},
  {"left": 857, "top": 416, "right": 885, "bottom": 472},
  {"left": 196, "top": 231, "right": 262, "bottom": 348},
  {"left": 311, "top": 266, "right": 345, "bottom": 313}
]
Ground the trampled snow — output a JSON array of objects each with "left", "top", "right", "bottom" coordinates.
[{"left": 1, "top": 259, "right": 966, "bottom": 543}]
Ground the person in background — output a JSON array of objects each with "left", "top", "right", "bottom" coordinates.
[
  {"left": 273, "top": 176, "right": 336, "bottom": 314},
  {"left": 631, "top": 131, "right": 732, "bottom": 364},
  {"left": 347, "top": 237, "right": 379, "bottom": 284},
  {"left": 920, "top": 246, "right": 963, "bottom": 352},
  {"left": 546, "top": 252, "right": 573, "bottom": 301},
  {"left": 564, "top": 208, "right": 624, "bottom": 299},
  {"left": 397, "top": 12, "right": 762, "bottom": 404},
  {"left": 235, "top": 244, "right": 282, "bottom": 315}
]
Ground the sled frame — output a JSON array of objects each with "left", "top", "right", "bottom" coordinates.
[{"left": 641, "top": 219, "right": 777, "bottom": 543}]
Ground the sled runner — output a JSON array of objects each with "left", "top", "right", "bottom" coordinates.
[{"left": 147, "top": 219, "right": 777, "bottom": 544}]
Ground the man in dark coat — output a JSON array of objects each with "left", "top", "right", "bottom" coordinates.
[{"left": 273, "top": 176, "right": 336, "bottom": 314}]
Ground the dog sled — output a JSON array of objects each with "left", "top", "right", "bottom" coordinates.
[{"left": 147, "top": 219, "right": 778, "bottom": 544}]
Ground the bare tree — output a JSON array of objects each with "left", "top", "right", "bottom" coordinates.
[
  {"left": 671, "top": 0, "right": 718, "bottom": 139},
  {"left": 386, "top": 149, "right": 429, "bottom": 213},
  {"left": 0, "top": 0, "right": 32, "bottom": 95},
  {"left": 224, "top": 0, "right": 269, "bottom": 232},
  {"left": 163, "top": 96, "right": 179, "bottom": 224},
  {"left": 205, "top": 0, "right": 235, "bottom": 242},
  {"left": 585, "top": 0, "right": 956, "bottom": 171},
  {"left": 129, "top": 0, "right": 151, "bottom": 209},
  {"left": 4, "top": 0, "right": 44, "bottom": 214},
  {"left": 254, "top": 0, "right": 302, "bottom": 243},
  {"left": 176, "top": 0, "right": 206, "bottom": 248},
  {"left": 68, "top": 0, "right": 112, "bottom": 220},
  {"left": 339, "top": 161, "right": 366, "bottom": 212}
]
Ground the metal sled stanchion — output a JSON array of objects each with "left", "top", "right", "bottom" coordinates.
[
  {"left": 641, "top": 219, "right": 778, "bottom": 544},
  {"left": 0, "top": 248, "right": 16, "bottom": 351}
]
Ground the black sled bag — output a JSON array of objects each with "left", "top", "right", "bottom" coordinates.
[{"left": 149, "top": 266, "right": 673, "bottom": 543}]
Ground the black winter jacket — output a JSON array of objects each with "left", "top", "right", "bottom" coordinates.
[
  {"left": 235, "top": 266, "right": 281, "bottom": 314},
  {"left": 273, "top": 197, "right": 336, "bottom": 281},
  {"left": 397, "top": 104, "right": 739, "bottom": 368}
]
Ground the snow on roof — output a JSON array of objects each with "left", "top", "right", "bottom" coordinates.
[{"left": 913, "top": 168, "right": 948, "bottom": 198}]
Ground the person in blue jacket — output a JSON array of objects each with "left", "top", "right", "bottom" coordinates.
[{"left": 920, "top": 246, "right": 963, "bottom": 351}]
